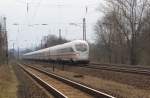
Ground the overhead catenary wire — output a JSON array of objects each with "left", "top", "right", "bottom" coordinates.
[
  {"left": 11, "top": 0, "right": 100, "bottom": 48},
  {"left": 15, "top": 0, "right": 99, "bottom": 25}
]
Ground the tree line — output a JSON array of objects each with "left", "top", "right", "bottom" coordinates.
[
  {"left": 35, "top": 34, "right": 68, "bottom": 50},
  {"left": 22, "top": 34, "right": 68, "bottom": 54},
  {"left": 94, "top": 0, "right": 150, "bottom": 65}
]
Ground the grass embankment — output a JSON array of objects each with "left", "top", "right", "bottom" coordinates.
[
  {"left": 13, "top": 64, "right": 53, "bottom": 98},
  {"left": 0, "top": 65, "right": 18, "bottom": 98}
]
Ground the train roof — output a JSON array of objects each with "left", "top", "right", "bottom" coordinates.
[
  {"left": 53, "top": 40, "right": 87, "bottom": 47},
  {"left": 23, "top": 40, "right": 88, "bottom": 56}
]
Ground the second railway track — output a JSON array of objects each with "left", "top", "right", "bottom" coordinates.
[
  {"left": 18, "top": 63, "right": 115, "bottom": 98},
  {"left": 24, "top": 61, "right": 150, "bottom": 75},
  {"left": 76, "top": 63, "right": 150, "bottom": 75}
]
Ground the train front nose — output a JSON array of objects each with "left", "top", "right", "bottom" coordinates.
[
  {"left": 74, "top": 42, "right": 89, "bottom": 62},
  {"left": 77, "top": 51, "right": 89, "bottom": 60}
]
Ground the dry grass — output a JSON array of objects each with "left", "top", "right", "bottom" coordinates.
[
  {"left": 51, "top": 68, "right": 150, "bottom": 98},
  {"left": 13, "top": 64, "right": 53, "bottom": 98},
  {"left": 0, "top": 65, "right": 18, "bottom": 98}
]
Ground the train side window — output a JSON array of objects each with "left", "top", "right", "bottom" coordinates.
[
  {"left": 59, "top": 47, "right": 73, "bottom": 53},
  {"left": 68, "top": 47, "right": 74, "bottom": 52},
  {"left": 64, "top": 47, "right": 73, "bottom": 52},
  {"left": 75, "top": 44, "right": 87, "bottom": 52},
  {"left": 59, "top": 49, "right": 64, "bottom": 53}
]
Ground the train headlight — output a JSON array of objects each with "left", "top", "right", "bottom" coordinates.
[{"left": 76, "top": 53, "right": 80, "bottom": 56}]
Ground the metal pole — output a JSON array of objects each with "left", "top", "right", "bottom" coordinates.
[
  {"left": 83, "top": 18, "right": 86, "bottom": 40},
  {"left": 6, "top": 34, "right": 8, "bottom": 64},
  {"left": 41, "top": 40, "right": 42, "bottom": 48},
  {"left": 46, "top": 36, "right": 48, "bottom": 47},
  {"left": 83, "top": 18, "right": 85, "bottom": 40},
  {"left": 17, "top": 47, "right": 19, "bottom": 60},
  {"left": 13, "top": 43, "right": 15, "bottom": 57},
  {"left": 4, "top": 17, "right": 8, "bottom": 64},
  {"left": 52, "top": 64, "right": 55, "bottom": 72},
  {"left": 84, "top": 6, "right": 87, "bottom": 41},
  {"left": 84, "top": 18, "right": 86, "bottom": 41},
  {"left": 59, "top": 29, "right": 61, "bottom": 39}
]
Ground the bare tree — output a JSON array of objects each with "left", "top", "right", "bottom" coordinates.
[
  {"left": 35, "top": 34, "right": 69, "bottom": 50},
  {"left": 95, "top": 0, "right": 150, "bottom": 65}
]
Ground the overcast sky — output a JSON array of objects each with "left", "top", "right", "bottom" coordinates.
[{"left": 0, "top": 0, "right": 104, "bottom": 49}]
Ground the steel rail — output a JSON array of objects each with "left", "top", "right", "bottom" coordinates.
[
  {"left": 78, "top": 63, "right": 150, "bottom": 75},
  {"left": 24, "top": 61, "right": 150, "bottom": 75},
  {"left": 90, "top": 62, "right": 150, "bottom": 70},
  {"left": 19, "top": 64, "right": 68, "bottom": 98},
  {"left": 20, "top": 63, "right": 115, "bottom": 98}
]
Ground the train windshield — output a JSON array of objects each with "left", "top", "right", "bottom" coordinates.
[{"left": 75, "top": 44, "right": 87, "bottom": 52}]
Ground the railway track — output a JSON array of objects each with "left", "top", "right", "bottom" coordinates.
[
  {"left": 24, "top": 60, "right": 150, "bottom": 75},
  {"left": 18, "top": 63, "right": 115, "bottom": 98},
  {"left": 91, "top": 62, "right": 150, "bottom": 70},
  {"left": 78, "top": 62, "right": 150, "bottom": 75}
]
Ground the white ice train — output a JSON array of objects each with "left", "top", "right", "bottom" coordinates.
[{"left": 23, "top": 40, "right": 89, "bottom": 63}]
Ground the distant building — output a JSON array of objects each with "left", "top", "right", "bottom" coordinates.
[{"left": 0, "top": 16, "right": 8, "bottom": 64}]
